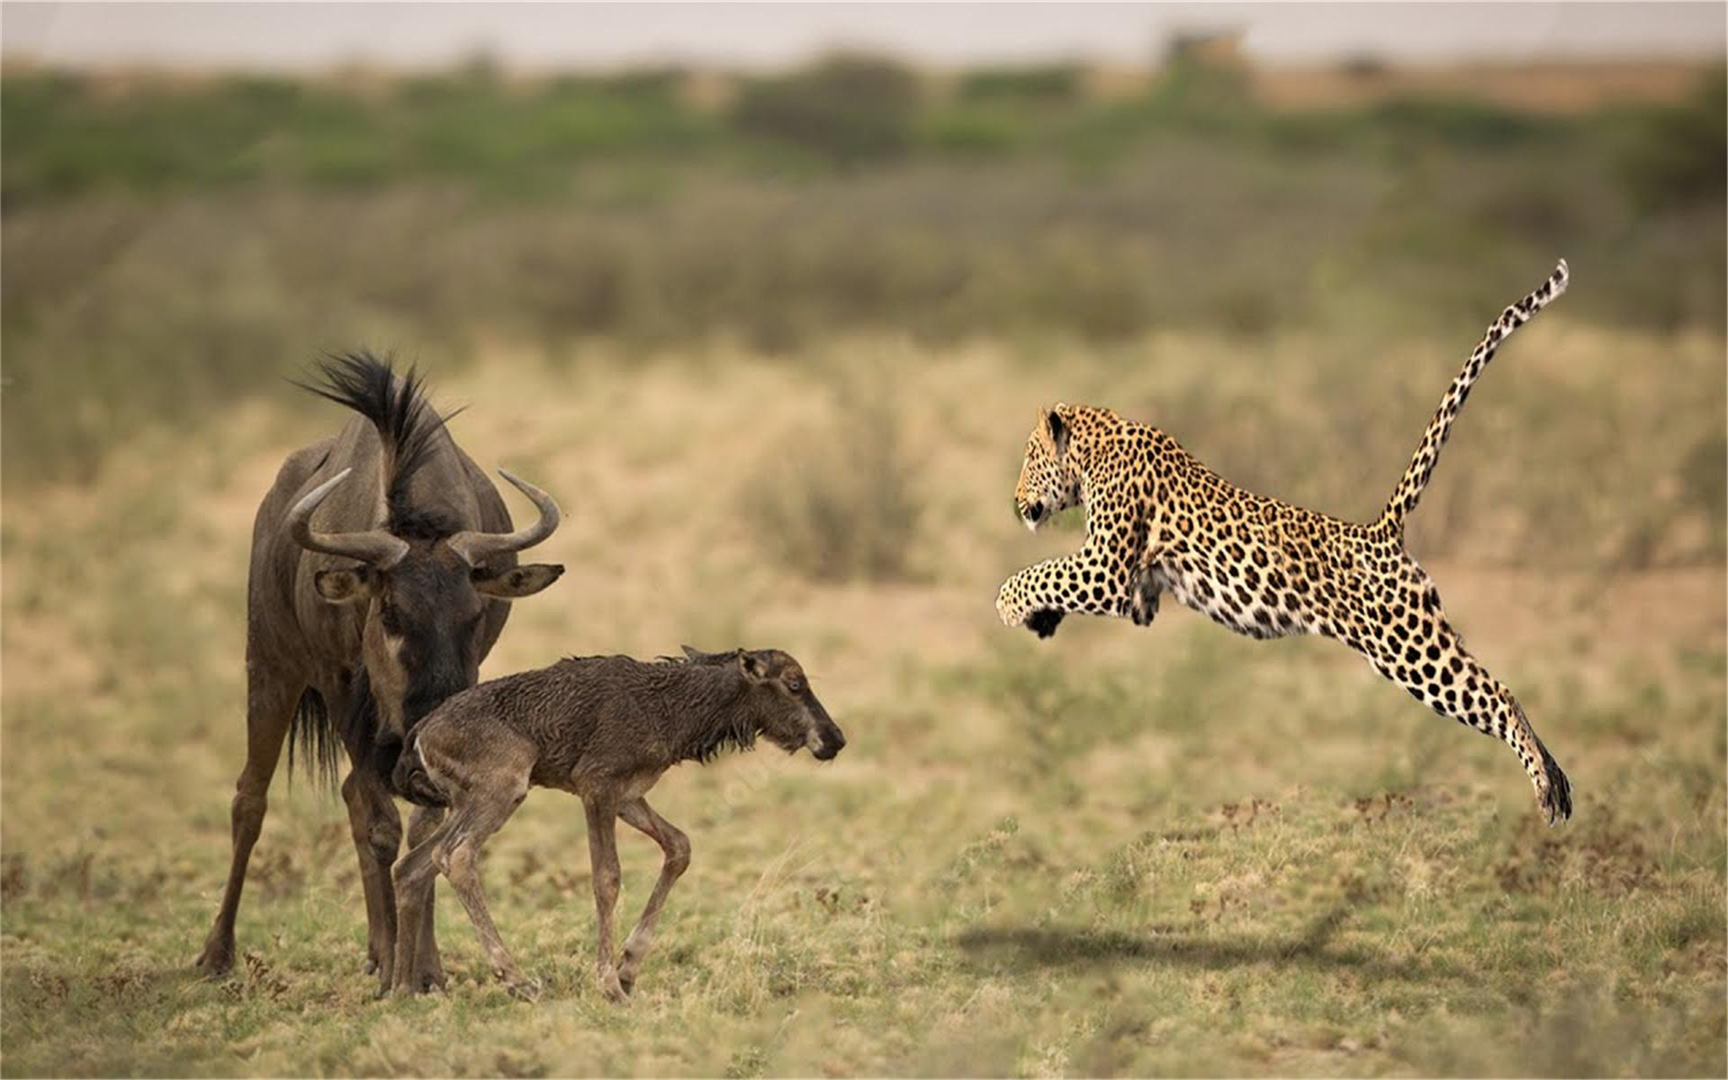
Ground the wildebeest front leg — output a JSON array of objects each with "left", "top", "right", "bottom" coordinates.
[
  {"left": 615, "top": 798, "right": 691, "bottom": 995},
  {"left": 401, "top": 805, "right": 446, "bottom": 992},
  {"left": 341, "top": 765, "right": 402, "bottom": 991},
  {"left": 583, "top": 797, "right": 628, "bottom": 1003}
]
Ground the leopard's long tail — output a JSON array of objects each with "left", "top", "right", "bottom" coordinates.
[{"left": 1382, "top": 260, "right": 1569, "bottom": 537}]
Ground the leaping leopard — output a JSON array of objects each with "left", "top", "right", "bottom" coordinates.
[{"left": 996, "top": 261, "right": 1573, "bottom": 824}]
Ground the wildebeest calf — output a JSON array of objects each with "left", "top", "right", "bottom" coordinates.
[{"left": 388, "top": 646, "right": 846, "bottom": 1001}]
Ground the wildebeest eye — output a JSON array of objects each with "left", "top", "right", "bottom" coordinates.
[{"left": 786, "top": 677, "right": 804, "bottom": 693}]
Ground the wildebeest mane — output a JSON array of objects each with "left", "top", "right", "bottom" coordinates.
[
  {"left": 686, "top": 715, "right": 757, "bottom": 764},
  {"left": 294, "top": 351, "right": 463, "bottom": 539}
]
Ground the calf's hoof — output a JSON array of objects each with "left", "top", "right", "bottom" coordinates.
[
  {"left": 597, "top": 969, "right": 628, "bottom": 1004},
  {"left": 506, "top": 977, "right": 542, "bottom": 1003}
]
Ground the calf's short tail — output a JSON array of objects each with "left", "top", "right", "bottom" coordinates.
[{"left": 390, "top": 729, "right": 449, "bottom": 809}]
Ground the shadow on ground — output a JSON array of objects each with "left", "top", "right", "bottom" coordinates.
[{"left": 955, "top": 908, "right": 1454, "bottom": 984}]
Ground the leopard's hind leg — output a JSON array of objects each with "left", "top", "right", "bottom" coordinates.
[
  {"left": 1128, "top": 562, "right": 1163, "bottom": 627},
  {"left": 1345, "top": 566, "right": 1572, "bottom": 824}
]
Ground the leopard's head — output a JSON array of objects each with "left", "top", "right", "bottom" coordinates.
[{"left": 1014, "top": 405, "right": 1082, "bottom": 531}]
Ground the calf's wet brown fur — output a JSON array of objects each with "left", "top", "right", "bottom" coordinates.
[{"left": 388, "top": 646, "right": 845, "bottom": 1001}]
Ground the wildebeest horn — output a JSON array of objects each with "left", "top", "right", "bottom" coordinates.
[
  {"left": 446, "top": 469, "right": 561, "bottom": 567},
  {"left": 285, "top": 468, "right": 411, "bottom": 569}
]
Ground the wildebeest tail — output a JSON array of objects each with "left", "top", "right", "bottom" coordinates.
[{"left": 287, "top": 686, "right": 341, "bottom": 790}]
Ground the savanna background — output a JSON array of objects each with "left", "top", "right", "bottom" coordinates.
[{"left": 2, "top": 3, "right": 1725, "bottom": 1076}]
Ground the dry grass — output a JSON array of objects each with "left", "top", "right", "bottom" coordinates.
[{"left": 1, "top": 331, "right": 1723, "bottom": 1076}]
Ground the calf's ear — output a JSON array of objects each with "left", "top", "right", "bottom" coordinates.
[
  {"left": 314, "top": 567, "right": 374, "bottom": 605},
  {"left": 681, "top": 645, "right": 736, "bottom": 664},
  {"left": 739, "top": 651, "right": 771, "bottom": 682},
  {"left": 473, "top": 563, "right": 564, "bottom": 599}
]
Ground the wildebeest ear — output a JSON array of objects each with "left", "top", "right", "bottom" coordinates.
[
  {"left": 1045, "top": 407, "right": 1069, "bottom": 459},
  {"left": 472, "top": 563, "right": 564, "bottom": 599},
  {"left": 314, "top": 567, "right": 373, "bottom": 605},
  {"left": 738, "top": 651, "right": 771, "bottom": 682}
]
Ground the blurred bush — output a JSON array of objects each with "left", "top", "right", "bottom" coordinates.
[
  {"left": 955, "top": 64, "right": 1081, "bottom": 104},
  {"left": 746, "top": 372, "right": 921, "bottom": 582},
  {"left": 1613, "top": 68, "right": 1727, "bottom": 212},
  {"left": 731, "top": 55, "right": 922, "bottom": 164}
]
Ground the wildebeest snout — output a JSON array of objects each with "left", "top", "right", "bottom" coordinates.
[
  {"left": 811, "top": 712, "right": 847, "bottom": 760},
  {"left": 814, "top": 729, "right": 846, "bottom": 760}
]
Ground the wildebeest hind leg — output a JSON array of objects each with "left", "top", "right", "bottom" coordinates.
[{"left": 196, "top": 673, "right": 299, "bottom": 977}]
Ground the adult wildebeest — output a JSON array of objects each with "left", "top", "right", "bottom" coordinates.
[
  {"left": 195, "top": 352, "right": 565, "bottom": 994},
  {"left": 388, "top": 646, "right": 845, "bottom": 1002}
]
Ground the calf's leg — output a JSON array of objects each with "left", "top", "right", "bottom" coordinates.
[
  {"left": 615, "top": 797, "right": 691, "bottom": 995},
  {"left": 439, "top": 784, "right": 535, "bottom": 999},
  {"left": 402, "top": 805, "right": 447, "bottom": 991},
  {"left": 389, "top": 808, "right": 449, "bottom": 997},
  {"left": 583, "top": 797, "right": 628, "bottom": 1003}
]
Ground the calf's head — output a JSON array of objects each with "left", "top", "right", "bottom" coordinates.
[
  {"left": 290, "top": 467, "right": 563, "bottom": 740},
  {"left": 682, "top": 646, "right": 846, "bottom": 760}
]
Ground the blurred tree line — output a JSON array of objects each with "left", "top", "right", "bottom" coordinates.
[
  {"left": 5, "top": 51, "right": 1722, "bottom": 212},
  {"left": 2, "top": 50, "right": 1723, "bottom": 483}
]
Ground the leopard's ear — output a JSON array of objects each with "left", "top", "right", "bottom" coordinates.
[{"left": 1046, "top": 407, "right": 1069, "bottom": 459}]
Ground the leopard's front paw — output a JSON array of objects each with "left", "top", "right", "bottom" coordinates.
[{"left": 1025, "top": 609, "right": 1065, "bottom": 638}]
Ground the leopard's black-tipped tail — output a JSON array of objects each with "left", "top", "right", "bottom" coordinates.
[
  {"left": 1535, "top": 736, "right": 1573, "bottom": 826},
  {"left": 1383, "top": 261, "right": 1569, "bottom": 537}
]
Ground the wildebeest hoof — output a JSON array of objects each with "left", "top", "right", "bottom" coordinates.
[
  {"left": 617, "top": 968, "right": 638, "bottom": 996},
  {"left": 1026, "top": 609, "right": 1064, "bottom": 638},
  {"left": 194, "top": 942, "right": 235, "bottom": 979},
  {"left": 381, "top": 977, "right": 444, "bottom": 999}
]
